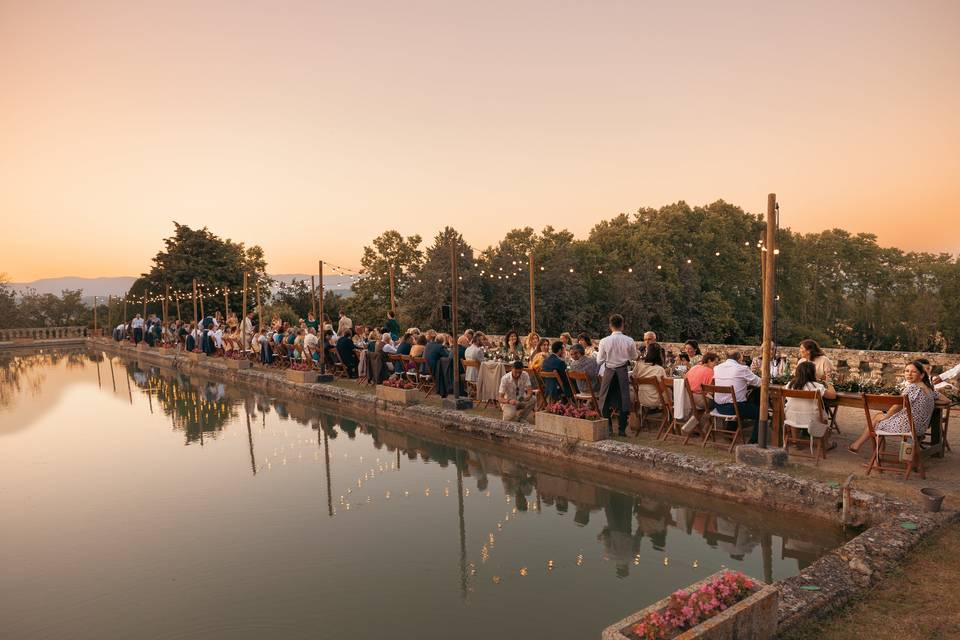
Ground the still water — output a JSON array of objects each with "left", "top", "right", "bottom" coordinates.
[{"left": 1, "top": 350, "right": 847, "bottom": 639}]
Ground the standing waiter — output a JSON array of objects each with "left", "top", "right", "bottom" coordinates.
[{"left": 596, "top": 314, "right": 638, "bottom": 437}]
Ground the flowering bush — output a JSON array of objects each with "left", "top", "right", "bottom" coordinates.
[
  {"left": 382, "top": 376, "right": 415, "bottom": 390},
  {"left": 630, "top": 571, "right": 755, "bottom": 640},
  {"left": 544, "top": 401, "right": 599, "bottom": 419}
]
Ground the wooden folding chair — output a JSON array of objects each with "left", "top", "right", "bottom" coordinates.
[
  {"left": 862, "top": 393, "right": 924, "bottom": 480},
  {"left": 632, "top": 376, "right": 667, "bottom": 435},
  {"left": 412, "top": 356, "right": 435, "bottom": 396},
  {"left": 567, "top": 370, "right": 599, "bottom": 412},
  {"left": 681, "top": 379, "right": 708, "bottom": 446},
  {"left": 538, "top": 369, "right": 567, "bottom": 404},
  {"left": 700, "top": 383, "right": 745, "bottom": 453},
  {"left": 523, "top": 368, "right": 545, "bottom": 410},
  {"left": 659, "top": 378, "right": 687, "bottom": 442},
  {"left": 780, "top": 388, "right": 829, "bottom": 463},
  {"left": 462, "top": 359, "right": 481, "bottom": 400},
  {"left": 388, "top": 353, "right": 403, "bottom": 377},
  {"left": 355, "top": 349, "right": 371, "bottom": 385}
]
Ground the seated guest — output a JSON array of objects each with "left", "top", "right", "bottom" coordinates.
[
  {"left": 797, "top": 339, "right": 833, "bottom": 381},
  {"left": 685, "top": 352, "right": 720, "bottom": 408},
  {"left": 501, "top": 330, "right": 524, "bottom": 362},
  {"left": 683, "top": 340, "right": 702, "bottom": 366},
  {"left": 380, "top": 333, "right": 397, "bottom": 354},
  {"left": 541, "top": 341, "right": 573, "bottom": 401},
  {"left": 933, "top": 361, "right": 960, "bottom": 391},
  {"left": 336, "top": 330, "right": 359, "bottom": 378},
  {"left": 849, "top": 360, "right": 938, "bottom": 452},
  {"left": 499, "top": 361, "right": 535, "bottom": 422},
  {"left": 712, "top": 351, "right": 762, "bottom": 442},
  {"left": 559, "top": 332, "right": 574, "bottom": 349},
  {"left": 638, "top": 331, "right": 657, "bottom": 358},
  {"left": 424, "top": 334, "right": 449, "bottom": 377},
  {"left": 568, "top": 344, "right": 600, "bottom": 392},
  {"left": 259, "top": 330, "right": 274, "bottom": 364},
  {"left": 185, "top": 323, "right": 197, "bottom": 351},
  {"left": 631, "top": 342, "right": 667, "bottom": 409},
  {"left": 673, "top": 352, "right": 691, "bottom": 376},
  {"left": 410, "top": 334, "right": 428, "bottom": 358},
  {"left": 366, "top": 329, "right": 379, "bottom": 352},
  {"left": 464, "top": 334, "right": 485, "bottom": 383},
  {"left": 577, "top": 333, "right": 595, "bottom": 357},
  {"left": 529, "top": 338, "right": 551, "bottom": 370},
  {"left": 303, "top": 328, "right": 319, "bottom": 361},
  {"left": 524, "top": 332, "right": 541, "bottom": 359},
  {"left": 783, "top": 360, "right": 837, "bottom": 443},
  {"left": 396, "top": 333, "right": 414, "bottom": 356}
]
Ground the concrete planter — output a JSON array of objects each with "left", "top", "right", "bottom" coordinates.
[
  {"left": 136, "top": 342, "right": 147, "bottom": 351},
  {"left": 602, "top": 571, "right": 777, "bottom": 640},
  {"left": 376, "top": 385, "right": 420, "bottom": 406},
  {"left": 287, "top": 369, "right": 319, "bottom": 384},
  {"left": 225, "top": 358, "right": 251, "bottom": 370},
  {"left": 184, "top": 351, "right": 204, "bottom": 362},
  {"left": 534, "top": 411, "right": 607, "bottom": 442}
]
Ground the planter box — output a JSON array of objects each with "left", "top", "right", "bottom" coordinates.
[
  {"left": 287, "top": 369, "right": 319, "bottom": 384},
  {"left": 184, "top": 351, "right": 204, "bottom": 362},
  {"left": 376, "top": 384, "right": 420, "bottom": 405},
  {"left": 225, "top": 358, "right": 251, "bottom": 370},
  {"left": 136, "top": 342, "right": 147, "bottom": 351},
  {"left": 534, "top": 411, "right": 607, "bottom": 442},
  {"left": 602, "top": 571, "right": 777, "bottom": 640}
]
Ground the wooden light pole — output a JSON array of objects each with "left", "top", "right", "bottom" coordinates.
[
  {"left": 224, "top": 285, "right": 229, "bottom": 320},
  {"left": 528, "top": 253, "right": 536, "bottom": 335},
  {"left": 388, "top": 265, "right": 396, "bottom": 314},
  {"left": 318, "top": 260, "right": 326, "bottom": 374},
  {"left": 163, "top": 284, "right": 169, "bottom": 325},
  {"left": 192, "top": 278, "right": 198, "bottom": 326},
  {"left": 757, "top": 193, "right": 778, "bottom": 449},
  {"left": 255, "top": 276, "right": 263, "bottom": 329},
  {"left": 198, "top": 283, "right": 205, "bottom": 320},
  {"left": 242, "top": 272, "right": 248, "bottom": 351},
  {"left": 93, "top": 296, "right": 98, "bottom": 336},
  {"left": 311, "top": 275, "right": 318, "bottom": 318},
  {"left": 123, "top": 296, "right": 128, "bottom": 329},
  {"left": 449, "top": 240, "right": 462, "bottom": 403},
  {"left": 175, "top": 291, "right": 181, "bottom": 322},
  {"left": 107, "top": 295, "right": 112, "bottom": 333}
]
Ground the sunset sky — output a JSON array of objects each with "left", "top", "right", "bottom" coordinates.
[{"left": 2, "top": 0, "right": 958, "bottom": 282}]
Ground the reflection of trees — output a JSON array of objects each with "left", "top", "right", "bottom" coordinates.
[
  {"left": 0, "top": 350, "right": 80, "bottom": 409},
  {"left": 124, "top": 363, "right": 237, "bottom": 444}
]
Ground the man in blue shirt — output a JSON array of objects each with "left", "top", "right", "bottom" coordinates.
[{"left": 541, "top": 341, "right": 573, "bottom": 401}]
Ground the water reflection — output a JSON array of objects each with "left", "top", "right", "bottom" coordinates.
[{"left": 1, "top": 351, "right": 848, "bottom": 639}]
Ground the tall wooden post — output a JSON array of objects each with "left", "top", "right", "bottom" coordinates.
[
  {"left": 192, "top": 279, "right": 198, "bottom": 326},
  {"left": 242, "top": 272, "right": 248, "bottom": 351},
  {"left": 198, "top": 283, "right": 205, "bottom": 320},
  {"left": 142, "top": 293, "right": 147, "bottom": 325},
  {"left": 224, "top": 286, "right": 229, "bottom": 320},
  {"left": 389, "top": 265, "right": 396, "bottom": 314},
  {"left": 450, "top": 241, "right": 461, "bottom": 401},
  {"left": 528, "top": 253, "right": 536, "bottom": 335},
  {"left": 123, "top": 296, "right": 128, "bottom": 327},
  {"left": 311, "top": 275, "right": 318, "bottom": 318},
  {"left": 255, "top": 277, "right": 263, "bottom": 329},
  {"left": 107, "top": 295, "right": 112, "bottom": 332},
  {"left": 93, "top": 296, "right": 98, "bottom": 337},
  {"left": 757, "top": 193, "right": 778, "bottom": 449},
  {"left": 318, "top": 260, "right": 326, "bottom": 374},
  {"left": 175, "top": 291, "right": 181, "bottom": 321}
]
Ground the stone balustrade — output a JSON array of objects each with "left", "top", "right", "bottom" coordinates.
[{"left": 0, "top": 326, "right": 91, "bottom": 342}]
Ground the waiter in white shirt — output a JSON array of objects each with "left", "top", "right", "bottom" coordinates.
[
  {"left": 712, "top": 351, "right": 762, "bottom": 443},
  {"left": 131, "top": 313, "right": 144, "bottom": 344},
  {"left": 596, "top": 314, "right": 639, "bottom": 436}
]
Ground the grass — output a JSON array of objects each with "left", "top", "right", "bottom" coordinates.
[{"left": 781, "top": 520, "right": 960, "bottom": 640}]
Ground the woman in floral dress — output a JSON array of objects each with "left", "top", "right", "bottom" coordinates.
[{"left": 848, "top": 361, "right": 938, "bottom": 452}]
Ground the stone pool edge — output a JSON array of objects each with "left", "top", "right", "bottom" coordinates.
[{"left": 90, "top": 339, "right": 957, "bottom": 636}]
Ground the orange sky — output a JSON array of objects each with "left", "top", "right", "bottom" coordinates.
[{"left": 2, "top": 0, "right": 958, "bottom": 281}]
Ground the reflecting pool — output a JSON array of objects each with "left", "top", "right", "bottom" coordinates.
[{"left": 0, "top": 350, "right": 848, "bottom": 639}]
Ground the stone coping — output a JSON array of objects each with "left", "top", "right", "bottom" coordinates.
[{"left": 88, "top": 338, "right": 958, "bottom": 635}]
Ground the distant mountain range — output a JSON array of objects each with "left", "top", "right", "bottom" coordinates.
[{"left": 8, "top": 274, "right": 356, "bottom": 301}]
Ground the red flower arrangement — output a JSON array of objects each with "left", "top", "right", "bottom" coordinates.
[
  {"left": 382, "top": 376, "right": 415, "bottom": 390},
  {"left": 288, "top": 361, "right": 312, "bottom": 371},
  {"left": 544, "top": 401, "right": 599, "bottom": 419},
  {"left": 630, "top": 571, "right": 755, "bottom": 640}
]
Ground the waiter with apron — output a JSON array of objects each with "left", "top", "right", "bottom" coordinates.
[{"left": 596, "top": 314, "right": 638, "bottom": 436}]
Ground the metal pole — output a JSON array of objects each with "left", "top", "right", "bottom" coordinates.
[
  {"left": 389, "top": 265, "right": 396, "bottom": 314},
  {"left": 757, "top": 193, "right": 777, "bottom": 449},
  {"left": 528, "top": 252, "right": 535, "bottom": 335},
  {"left": 450, "top": 240, "right": 461, "bottom": 400}
]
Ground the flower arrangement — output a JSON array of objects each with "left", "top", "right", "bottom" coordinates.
[
  {"left": 288, "top": 361, "right": 313, "bottom": 371},
  {"left": 382, "top": 376, "right": 415, "bottom": 390},
  {"left": 629, "top": 571, "right": 756, "bottom": 640},
  {"left": 544, "top": 401, "right": 599, "bottom": 419}
]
